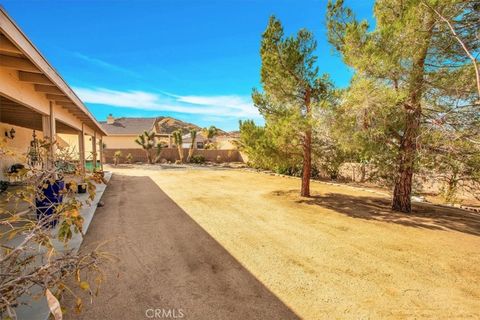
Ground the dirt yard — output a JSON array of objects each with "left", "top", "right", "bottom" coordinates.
[{"left": 88, "top": 165, "right": 480, "bottom": 319}]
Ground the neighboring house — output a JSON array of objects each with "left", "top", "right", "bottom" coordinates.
[
  {"left": 0, "top": 8, "right": 106, "bottom": 179},
  {"left": 181, "top": 132, "right": 207, "bottom": 149},
  {"left": 100, "top": 116, "right": 159, "bottom": 149},
  {"left": 99, "top": 115, "right": 243, "bottom": 163},
  {"left": 181, "top": 132, "right": 239, "bottom": 150},
  {"left": 215, "top": 132, "right": 240, "bottom": 150},
  {"left": 100, "top": 115, "right": 201, "bottom": 149}
]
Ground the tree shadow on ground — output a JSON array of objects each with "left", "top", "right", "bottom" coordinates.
[{"left": 296, "top": 193, "right": 480, "bottom": 236}]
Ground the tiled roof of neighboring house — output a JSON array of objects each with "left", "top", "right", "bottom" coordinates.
[{"left": 100, "top": 117, "right": 156, "bottom": 135}]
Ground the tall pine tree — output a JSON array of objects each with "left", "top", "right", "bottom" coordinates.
[
  {"left": 327, "top": 0, "right": 479, "bottom": 212},
  {"left": 254, "top": 16, "right": 332, "bottom": 197}
]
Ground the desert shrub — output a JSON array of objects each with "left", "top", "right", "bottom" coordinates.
[
  {"left": 125, "top": 153, "right": 133, "bottom": 164},
  {"left": 275, "top": 165, "right": 320, "bottom": 178},
  {"left": 113, "top": 150, "right": 122, "bottom": 166},
  {"left": 190, "top": 155, "right": 206, "bottom": 164}
]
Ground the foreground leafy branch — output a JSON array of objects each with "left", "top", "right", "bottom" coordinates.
[{"left": 0, "top": 140, "right": 108, "bottom": 319}]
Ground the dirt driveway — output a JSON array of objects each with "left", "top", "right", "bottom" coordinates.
[
  {"left": 65, "top": 173, "right": 298, "bottom": 320},
  {"left": 70, "top": 165, "right": 480, "bottom": 319}
]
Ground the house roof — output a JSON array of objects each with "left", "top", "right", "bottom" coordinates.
[{"left": 100, "top": 117, "right": 156, "bottom": 135}]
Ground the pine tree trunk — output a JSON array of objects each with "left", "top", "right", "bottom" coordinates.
[
  {"left": 301, "top": 88, "right": 312, "bottom": 197},
  {"left": 301, "top": 130, "right": 312, "bottom": 197},
  {"left": 392, "top": 14, "right": 434, "bottom": 213},
  {"left": 392, "top": 107, "right": 421, "bottom": 212}
]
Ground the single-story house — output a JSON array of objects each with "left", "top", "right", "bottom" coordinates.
[
  {"left": 100, "top": 114, "right": 202, "bottom": 149},
  {"left": 101, "top": 115, "right": 162, "bottom": 149},
  {"left": 181, "top": 132, "right": 207, "bottom": 149},
  {"left": 0, "top": 7, "right": 107, "bottom": 180}
]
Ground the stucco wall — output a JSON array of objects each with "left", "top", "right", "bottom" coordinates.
[
  {"left": 0, "top": 122, "right": 43, "bottom": 180},
  {"left": 103, "top": 135, "right": 140, "bottom": 149},
  {"left": 57, "top": 133, "right": 94, "bottom": 160}
]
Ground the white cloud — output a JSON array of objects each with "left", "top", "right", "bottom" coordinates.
[
  {"left": 73, "top": 87, "right": 261, "bottom": 118},
  {"left": 71, "top": 52, "right": 140, "bottom": 77}
]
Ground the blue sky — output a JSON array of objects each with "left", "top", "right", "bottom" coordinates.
[{"left": 2, "top": 0, "right": 374, "bottom": 131}]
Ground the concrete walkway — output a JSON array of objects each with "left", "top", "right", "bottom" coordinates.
[{"left": 66, "top": 174, "right": 298, "bottom": 320}]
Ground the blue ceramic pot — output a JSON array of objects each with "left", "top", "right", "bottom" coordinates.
[{"left": 36, "top": 179, "right": 65, "bottom": 227}]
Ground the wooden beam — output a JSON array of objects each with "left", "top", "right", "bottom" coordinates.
[
  {"left": 45, "top": 94, "right": 71, "bottom": 102},
  {"left": 1, "top": 9, "right": 107, "bottom": 136},
  {"left": 34, "top": 84, "right": 63, "bottom": 94},
  {"left": 0, "top": 54, "right": 40, "bottom": 72},
  {"left": 18, "top": 71, "right": 54, "bottom": 85},
  {"left": 55, "top": 101, "right": 77, "bottom": 108},
  {"left": 0, "top": 34, "right": 22, "bottom": 54}
]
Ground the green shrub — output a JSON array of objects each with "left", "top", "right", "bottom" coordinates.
[{"left": 190, "top": 155, "right": 206, "bottom": 164}]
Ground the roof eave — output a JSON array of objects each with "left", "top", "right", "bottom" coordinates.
[{"left": 0, "top": 6, "right": 107, "bottom": 136}]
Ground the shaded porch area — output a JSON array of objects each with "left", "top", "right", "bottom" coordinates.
[{"left": 0, "top": 95, "right": 104, "bottom": 176}]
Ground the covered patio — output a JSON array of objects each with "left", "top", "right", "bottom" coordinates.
[{"left": 0, "top": 7, "right": 106, "bottom": 177}]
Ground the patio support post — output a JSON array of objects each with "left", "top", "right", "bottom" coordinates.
[
  {"left": 99, "top": 136, "right": 104, "bottom": 170},
  {"left": 92, "top": 131, "right": 97, "bottom": 170},
  {"left": 79, "top": 124, "right": 86, "bottom": 175},
  {"left": 41, "top": 101, "right": 56, "bottom": 169}
]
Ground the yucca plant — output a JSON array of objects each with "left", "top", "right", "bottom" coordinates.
[
  {"left": 125, "top": 153, "right": 133, "bottom": 164},
  {"left": 113, "top": 150, "right": 122, "bottom": 166},
  {"left": 187, "top": 129, "right": 197, "bottom": 163},
  {"left": 172, "top": 130, "right": 184, "bottom": 163},
  {"left": 135, "top": 131, "right": 156, "bottom": 164},
  {"left": 202, "top": 125, "right": 219, "bottom": 149},
  {"left": 154, "top": 142, "right": 163, "bottom": 163}
]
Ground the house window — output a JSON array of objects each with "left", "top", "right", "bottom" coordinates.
[{"left": 196, "top": 142, "right": 204, "bottom": 149}]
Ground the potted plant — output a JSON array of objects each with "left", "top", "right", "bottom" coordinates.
[
  {"left": 93, "top": 167, "right": 105, "bottom": 178},
  {"left": 36, "top": 178, "right": 65, "bottom": 227}
]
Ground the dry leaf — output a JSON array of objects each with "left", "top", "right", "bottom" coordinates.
[
  {"left": 46, "top": 288, "right": 62, "bottom": 320},
  {"left": 79, "top": 281, "right": 90, "bottom": 291}
]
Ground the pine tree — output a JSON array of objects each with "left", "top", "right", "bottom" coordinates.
[
  {"left": 327, "top": 0, "right": 479, "bottom": 212},
  {"left": 254, "top": 16, "right": 332, "bottom": 197}
]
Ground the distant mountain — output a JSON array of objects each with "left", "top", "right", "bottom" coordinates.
[
  {"left": 156, "top": 117, "right": 228, "bottom": 135},
  {"left": 101, "top": 115, "right": 229, "bottom": 136},
  {"left": 155, "top": 117, "right": 201, "bottom": 134}
]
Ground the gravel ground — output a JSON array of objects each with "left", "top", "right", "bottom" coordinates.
[{"left": 69, "top": 165, "right": 480, "bottom": 319}]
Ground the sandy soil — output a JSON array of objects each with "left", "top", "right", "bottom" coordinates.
[
  {"left": 65, "top": 173, "right": 298, "bottom": 320},
  {"left": 74, "top": 165, "right": 480, "bottom": 319}
]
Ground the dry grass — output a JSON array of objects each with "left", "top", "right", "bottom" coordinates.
[{"left": 109, "top": 165, "right": 480, "bottom": 319}]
